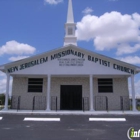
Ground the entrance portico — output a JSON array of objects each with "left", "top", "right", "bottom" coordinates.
[
  {"left": 2, "top": 73, "right": 139, "bottom": 112},
  {"left": 0, "top": 0, "right": 140, "bottom": 114}
]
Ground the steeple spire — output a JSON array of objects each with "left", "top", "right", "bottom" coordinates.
[
  {"left": 63, "top": 0, "right": 77, "bottom": 47},
  {"left": 67, "top": 0, "right": 74, "bottom": 23}
]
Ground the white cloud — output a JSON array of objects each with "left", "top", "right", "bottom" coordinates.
[
  {"left": 0, "top": 40, "right": 34, "bottom": 95},
  {"left": 44, "top": 0, "right": 63, "bottom": 5},
  {"left": 118, "top": 56, "right": 140, "bottom": 65},
  {"left": 116, "top": 44, "right": 140, "bottom": 55},
  {"left": 82, "top": 7, "right": 93, "bottom": 15},
  {"left": 76, "top": 12, "right": 140, "bottom": 55},
  {"left": 9, "top": 56, "right": 29, "bottom": 62},
  {"left": 0, "top": 40, "right": 36, "bottom": 56},
  {"left": 135, "top": 79, "right": 140, "bottom": 95}
]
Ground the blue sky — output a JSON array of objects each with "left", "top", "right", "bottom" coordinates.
[{"left": 0, "top": 0, "right": 140, "bottom": 95}]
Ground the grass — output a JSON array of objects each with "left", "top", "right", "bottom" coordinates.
[
  {"left": 0, "top": 105, "right": 11, "bottom": 110},
  {"left": 137, "top": 106, "right": 140, "bottom": 111},
  {"left": 0, "top": 105, "right": 4, "bottom": 110}
]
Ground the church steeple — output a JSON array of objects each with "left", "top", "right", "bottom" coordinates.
[
  {"left": 67, "top": 0, "right": 74, "bottom": 23},
  {"left": 63, "top": 0, "right": 77, "bottom": 47}
]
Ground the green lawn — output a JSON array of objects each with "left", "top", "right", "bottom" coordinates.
[
  {"left": 0, "top": 105, "right": 4, "bottom": 110},
  {"left": 0, "top": 105, "right": 11, "bottom": 110},
  {"left": 137, "top": 106, "right": 140, "bottom": 111}
]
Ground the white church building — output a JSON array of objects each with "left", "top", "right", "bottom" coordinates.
[{"left": 0, "top": 0, "right": 140, "bottom": 112}]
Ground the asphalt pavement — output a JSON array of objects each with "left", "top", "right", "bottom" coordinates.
[{"left": 0, "top": 114, "right": 140, "bottom": 140}]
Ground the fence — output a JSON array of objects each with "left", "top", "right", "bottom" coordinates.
[
  {"left": 120, "top": 96, "right": 130, "bottom": 111},
  {"left": 95, "top": 96, "right": 108, "bottom": 111},
  {"left": 32, "top": 96, "right": 46, "bottom": 111},
  {"left": 10, "top": 96, "right": 21, "bottom": 111}
]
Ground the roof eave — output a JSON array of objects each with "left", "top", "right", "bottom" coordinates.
[{"left": 0, "top": 45, "right": 140, "bottom": 71}]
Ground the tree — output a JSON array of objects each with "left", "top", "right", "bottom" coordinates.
[
  {"left": 0, "top": 94, "right": 5, "bottom": 105},
  {"left": 0, "top": 94, "right": 11, "bottom": 105}
]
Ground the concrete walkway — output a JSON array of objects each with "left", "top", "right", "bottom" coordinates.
[{"left": 0, "top": 110, "right": 140, "bottom": 115}]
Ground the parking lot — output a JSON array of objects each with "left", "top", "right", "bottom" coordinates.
[{"left": 0, "top": 114, "right": 140, "bottom": 140}]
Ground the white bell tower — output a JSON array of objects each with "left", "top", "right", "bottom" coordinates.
[{"left": 63, "top": 0, "right": 77, "bottom": 47}]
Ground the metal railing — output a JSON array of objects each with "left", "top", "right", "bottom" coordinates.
[
  {"left": 32, "top": 96, "right": 35, "bottom": 111},
  {"left": 120, "top": 96, "right": 124, "bottom": 111},
  {"left": 120, "top": 96, "right": 130, "bottom": 111},
  {"left": 32, "top": 96, "right": 46, "bottom": 111},
  {"left": 10, "top": 95, "right": 21, "bottom": 111},
  {"left": 17, "top": 96, "right": 21, "bottom": 111},
  {"left": 95, "top": 96, "right": 108, "bottom": 111}
]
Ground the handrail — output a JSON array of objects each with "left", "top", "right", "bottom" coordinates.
[
  {"left": 17, "top": 96, "right": 21, "bottom": 112},
  {"left": 10, "top": 95, "right": 20, "bottom": 110},
  {"left": 56, "top": 97, "right": 57, "bottom": 112},
  {"left": 32, "top": 96, "right": 35, "bottom": 112},
  {"left": 120, "top": 96, "right": 124, "bottom": 111},
  {"left": 95, "top": 96, "right": 108, "bottom": 111},
  {"left": 120, "top": 96, "right": 130, "bottom": 111}
]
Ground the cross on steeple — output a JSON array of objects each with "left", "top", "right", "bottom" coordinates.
[{"left": 63, "top": 0, "right": 77, "bottom": 47}]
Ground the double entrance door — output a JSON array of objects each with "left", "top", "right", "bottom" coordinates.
[{"left": 60, "top": 85, "right": 82, "bottom": 110}]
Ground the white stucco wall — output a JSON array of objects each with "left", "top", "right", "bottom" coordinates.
[
  {"left": 12, "top": 76, "right": 129, "bottom": 110},
  {"left": 12, "top": 77, "right": 47, "bottom": 110},
  {"left": 93, "top": 78, "right": 129, "bottom": 110}
]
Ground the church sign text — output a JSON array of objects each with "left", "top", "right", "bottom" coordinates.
[{"left": 7, "top": 49, "right": 135, "bottom": 74}]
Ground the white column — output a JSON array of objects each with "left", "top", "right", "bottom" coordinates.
[
  {"left": 131, "top": 75, "right": 137, "bottom": 111},
  {"left": 3, "top": 73, "right": 10, "bottom": 110},
  {"left": 46, "top": 75, "right": 51, "bottom": 111},
  {"left": 89, "top": 75, "right": 94, "bottom": 111}
]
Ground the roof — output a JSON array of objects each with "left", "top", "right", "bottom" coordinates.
[{"left": 0, "top": 44, "right": 140, "bottom": 74}]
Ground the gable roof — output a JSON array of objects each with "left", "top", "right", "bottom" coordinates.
[{"left": 0, "top": 44, "right": 140, "bottom": 74}]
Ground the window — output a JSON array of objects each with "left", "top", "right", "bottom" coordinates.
[
  {"left": 28, "top": 78, "right": 43, "bottom": 92},
  {"left": 68, "top": 28, "right": 73, "bottom": 35},
  {"left": 98, "top": 79, "right": 113, "bottom": 93}
]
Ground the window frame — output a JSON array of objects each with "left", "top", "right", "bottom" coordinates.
[
  {"left": 28, "top": 78, "right": 43, "bottom": 93},
  {"left": 98, "top": 78, "right": 113, "bottom": 93}
]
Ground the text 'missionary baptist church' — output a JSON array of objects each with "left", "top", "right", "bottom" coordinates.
[{"left": 0, "top": 0, "right": 140, "bottom": 112}]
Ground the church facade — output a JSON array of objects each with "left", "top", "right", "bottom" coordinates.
[{"left": 0, "top": 0, "right": 140, "bottom": 112}]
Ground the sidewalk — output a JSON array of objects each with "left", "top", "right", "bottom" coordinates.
[{"left": 0, "top": 110, "right": 140, "bottom": 115}]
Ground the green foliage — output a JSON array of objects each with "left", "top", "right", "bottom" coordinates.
[
  {"left": 137, "top": 106, "right": 140, "bottom": 111},
  {"left": 130, "top": 106, "right": 140, "bottom": 111},
  {"left": 0, "top": 94, "right": 11, "bottom": 105},
  {"left": 0, "top": 94, "right": 5, "bottom": 105}
]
